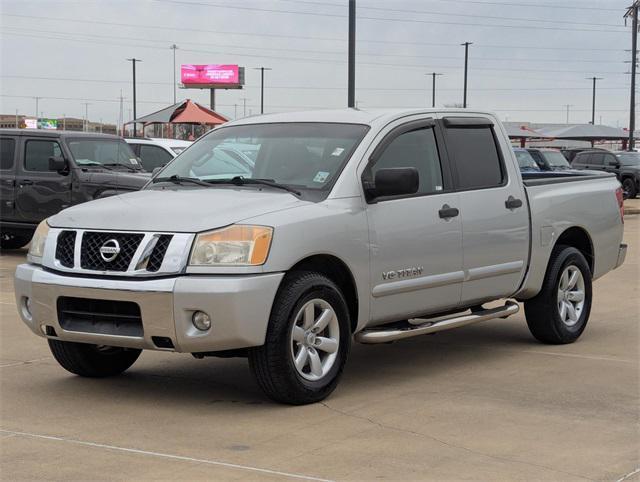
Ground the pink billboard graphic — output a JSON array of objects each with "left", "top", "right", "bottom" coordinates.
[{"left": 181, "top": 64, "right": 239, "bottom": 85}]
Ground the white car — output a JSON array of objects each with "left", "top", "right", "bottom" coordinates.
[{"left": 125, "top": 138, "right": 192, "bottom": 172}]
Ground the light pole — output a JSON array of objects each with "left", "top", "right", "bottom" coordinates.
[
  {"left": 427, "top": 72, "right": 443, "bottom": 108},
  {"left": 461, "top": 42, "right": 472, "bottom": 108},
  {"left": 586, "top": 76, "right": 604, "bottom": 124},
  {"left": 126, "top": 58, "right": 142, "bottom": 136},
  {"left": 34, "top": 96, "right": 41, "bottom": 128},
  {"left": 253, "top": 67, "right": 272, "bottom": 114},
  {"left": 240, "top": 97, "right": 250, "bottom": 117},
  {"left": 82, "top": 102, "right": 91, "bottom": 132},
  {"left": 563, "top": 104, "right": 573, "bottom": 124},
  {"left": 348, "top": 0, "right": 356, "bottom": 108},
  {"left": 170, "top": 44, "right": 179, "bottom": 104},
  {"left": 625, "top": 1, "right": 638, "bottom": 150}
]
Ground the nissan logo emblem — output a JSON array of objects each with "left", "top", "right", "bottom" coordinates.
[{"left": 99, "top": 239, "right": 121, "bottom": 262}]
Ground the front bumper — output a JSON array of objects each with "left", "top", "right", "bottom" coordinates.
[
  {"left": 14, "top": 264, "right": 284, "bottom": 353},
  {"left": 615, "top": 243, "right": 627, "bottom": 270}
]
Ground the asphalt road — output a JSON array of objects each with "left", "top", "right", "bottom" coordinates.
[{"left": 1, "top": 214, "right": 638, "bottom": 481}]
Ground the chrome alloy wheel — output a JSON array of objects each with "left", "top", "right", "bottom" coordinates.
[
  {"left": 290, "top": 299, "right": 340, "bottom": 381},
  {"left": 557, "top": 265, "right": 586, "bottom": 327}
]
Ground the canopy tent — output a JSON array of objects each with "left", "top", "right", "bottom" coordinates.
[
  {"left": 503, "top": 122, "right": 548, "bottom": 147},
  {"left": 534, "top": 124, "right": 627, "bottom": 141},
  {"left": 125, "top": 99, "right": 228, "bottom": 139}
]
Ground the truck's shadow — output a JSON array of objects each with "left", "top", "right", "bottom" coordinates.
[{"left": 45, "top": 319, "right": 536, "bottom": 409}]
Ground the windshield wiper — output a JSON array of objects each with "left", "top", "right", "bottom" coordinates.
[
  {"left": 151, "top": 175, "right": 214, "bottom": 187},
  {"left": 205, "top": 176, "right": 302, "bottom": 196},
  {"left": 103, "top": 163, "right": 139, "bottom": 172}
]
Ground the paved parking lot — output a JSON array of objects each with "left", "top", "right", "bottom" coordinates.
[{"left": 1, "top": 213, "right": 638, "bottom": 481}]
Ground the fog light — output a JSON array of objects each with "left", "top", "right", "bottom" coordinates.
[
  {"left": 192, "top": 311, "right": 211, "bottom": 331},
  {"left": 21, "top": 296, "right": 33, "bottom": 322}
]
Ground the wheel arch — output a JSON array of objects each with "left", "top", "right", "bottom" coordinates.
[
  {"left": 284, "top": 254, "right": 359, "bottom": 333},
  {"left": 553, "top": 226, "right": 594, "bottom": 273}
]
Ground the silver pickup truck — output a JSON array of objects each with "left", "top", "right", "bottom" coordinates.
[{"left": 14, "top": 109, "right": 627, "bottom": 405}]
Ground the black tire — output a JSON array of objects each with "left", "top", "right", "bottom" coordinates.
[
  {"left": 48, "top": 339, "right": 141, "bottom": 377},
  {"left": 0, "top": 233, "right": 30, "bottom": 250},
  {"left": 524, "top": 245, "right": 592, "bottom": 344},
  {"left": 249, "top": 271, "right": 351, "bottom": 405},
  {"left": 622, "top": 178, "right": 637, "bottom": 199}
]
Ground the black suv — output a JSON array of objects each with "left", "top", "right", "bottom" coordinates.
[
  {"left": 526, "top": 148, "right": 572, "bottom": 171},
  {"left": 572, "top": 150, "right": 640, "bottom": 198},
  {"left": 0, "top": 129, "right": 150, "bottom": 249}
]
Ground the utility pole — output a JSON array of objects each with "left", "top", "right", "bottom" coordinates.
[
  {"left": 625, "top": 2, "right": 638, "bottom": 150},
  {"left": 348, "top": 0, "right": 356, "bottom": 108},
  {"left": 118, "top": 90, "right": 125, "bottom": 136},
  {"left": 170, "top": 44, "right": 179, "bottom": 104},
  {"left": 126, "top": 58, "right": 141, "bottom": 137},
  {"left": 240, "top": 97, "right": 249, "bottom": 117},
  {"left": 234, "top": 104, "right": 237, "bottom": 119},
  {"left": 253, "top": 67, "right": 272, "bottom": 114},
  {"left": 586, "top": 76, "right": 604, "bottom": 124},
  {"left": 563, "top": 104, "right": 573, "bottom": 124},
  {"left": 34, "top": 96, "right": 41, "bottom": 128},
  {"left": 15, "top": 109, "right": 18, "bottom": 128},
  {"left": 82, "top": 102, "right": 91, "bottom": 132},
  {"left": 427, "top": 72, "right": 443, "bottom": 108},
  {"left": 461, "top": 42, "right": 472, "bottom": 108},
  {"left": 62, "top": 114, "right": 66, "bottom": 130}
]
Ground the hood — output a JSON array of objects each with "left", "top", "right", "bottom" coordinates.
[
  {"left": 83, "top": 169, "right": 151, "bottom": 190},
  {"left": 49, "top": 186, "right": 308, "bottom": 232}
]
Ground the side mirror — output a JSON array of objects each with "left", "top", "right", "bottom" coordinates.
[
  {"left": 48, "top": 156, "right": 68, "bottom": 173},
  {"left": 152, "top": 167, "right": 163, "bottom": 176},
  {"left": 608, "top": 160, "right": 620, "bottom": 168},
  {"left": 365, "top": 167, "right": 419, "bottom": 201}
]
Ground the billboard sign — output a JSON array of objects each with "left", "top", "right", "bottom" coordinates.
[
  {"left": 181, "top": 64, "right": 244, "bottom": 89},
  {"left": 38, "top": 119, "right": 58, "bottom": 130},
  {"left": 24, "top": 118, "right": 37, "bottom": 129}
]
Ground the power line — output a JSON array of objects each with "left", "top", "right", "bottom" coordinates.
[
  {"left": 152, "top": 0, "right": 627, "bottom": 33},
  {"left": 2, "top": 14, "right": 626, "bottom": 51},
  {"left": 1, "top": 25, "right": 627, "bottom": 64}
]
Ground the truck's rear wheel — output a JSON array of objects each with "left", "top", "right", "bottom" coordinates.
[
  {"left": 524, "top": 245, "right": 592, "bottom": 344},
  {"left": 249, "top": 271, "right": 351, "bottom": 405},
  {"left": 0, "top": 232, "right": 30, "bottom": 250},
  {"left": 48, "top": 339, "right": 141, "bottom": 377}
]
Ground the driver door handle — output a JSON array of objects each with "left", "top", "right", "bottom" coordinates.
[
  {"left": 19, "top": 180, "right": 34, "bottom": 187},
  {"left": 505, "top": 196, "right": 523, "bottom": 210},
  {"left": 439, "top": 204, "right": 460, "bottom": 219}
]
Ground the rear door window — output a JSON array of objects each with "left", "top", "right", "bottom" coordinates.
[
  {"left": 24, "top": 139, "right": 62, "bottom": 171},
  {"left": 445, "top": 125, "right": 504, "bottom": 189},
  {"left": 0, "top": 137, "right": 16, "bottom": 170},
  {"left": 590, "top": 153, "right": 604, "bottom": 166}
]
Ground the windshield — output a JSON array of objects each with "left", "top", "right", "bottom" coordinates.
[
  {"left": 543, "top": 151, "right": 571, "bottom": 168},
  {"left": 68, "top": 139, "right": 140, "bottom": 168},
  {"left": 514, "top": 150, "right": 540, "bottom": 170},
  {"left": 156, "top": 123, "right": 369, "bottom": 190},
  {"left": 616, "top": 152, "right": 640, "bottom": 166}
]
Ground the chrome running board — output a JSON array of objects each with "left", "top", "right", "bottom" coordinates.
[{"left": 355, "top": 301, "right": 520, "bottom": 344}]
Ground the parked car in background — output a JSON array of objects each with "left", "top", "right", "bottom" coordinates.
[
  {"left": 0, "top": 129, "right": 149, "bottom": 249},
  {"left": 125, "top": 138, "right": 192, "bottom": 172},
  {"left": 14, "top": 109, "right": 626, "bottom": 404},
  {"left": 561, "top": 147, "right": 609, "bottom": 164},
  {"left": 527, "top": 148, "right": 572, "bottom": 171},
  {"left": 572, "top": 150, "right": 640, "bottom": 198},
  {"left": 513, "top": 148, "right": 541, "bottom": 172}
]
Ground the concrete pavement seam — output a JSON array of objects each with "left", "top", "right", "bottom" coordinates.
[{"left": 0, "top": 429, "right": 335, "bottom": 482}]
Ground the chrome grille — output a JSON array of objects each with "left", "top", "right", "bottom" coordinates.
[
  {"left": 146, "top": 235, "right": 173, "bottom": 272},
  {"left": 55, "top": 231, "right": 76, "bottom": 268},
  {"left": 80, "top": 232, "right": 144, "bottom": 272}
]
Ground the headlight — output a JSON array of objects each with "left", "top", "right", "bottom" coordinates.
[
  {"left": 27, "top": 220, "right": 50, "bottom": 263},
  {"left": 189, "top": 225, "right": 273, "bottom": 266}
]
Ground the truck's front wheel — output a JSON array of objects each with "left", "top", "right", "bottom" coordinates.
[
  {"left": 249, "top": 271, "right": 351, "bottom": 405},
  {"left": 524, "top": 245, "right": 592, "bottom": 344},
  {"left": 48, "top": 340, "right": 141, "bottom": 377}
]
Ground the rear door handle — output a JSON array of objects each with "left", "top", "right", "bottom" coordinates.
[
  {"left": 439, "top": 204, "right": 459, "bottom": 219},
  {"left": 505, "top": 196, "right": 523, "bottom": 210},
  {"left": 19, "top": 180, "right": 34, "bottom": 186}
]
